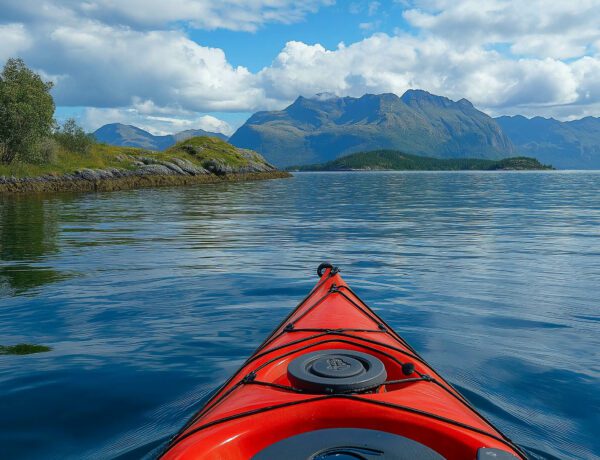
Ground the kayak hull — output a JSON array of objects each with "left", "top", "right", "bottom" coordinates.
[{"left": 161, "top": 265, "right": 526, "bottom": 459}]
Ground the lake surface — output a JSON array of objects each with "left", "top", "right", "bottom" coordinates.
[{"left": 1, "top": 171, "right": 599, "bottom": 460}]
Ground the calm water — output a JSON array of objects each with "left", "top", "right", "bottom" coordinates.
[{"left": 1, "top": 172, "right": 599, "bottom": 460}]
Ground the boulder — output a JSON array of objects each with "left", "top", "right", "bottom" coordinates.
[
  {"left": 76, "top": 169, "right": 101, "bottom": 181},
  {"left": 138, "top": 164, "right": 174, "bottom": 175},
  {"left": 159, "top": 161, "right": 187, "bottom": 175},
  {"left": 171, "top": 157, "right": 209, "bottom": 175},
  {"left": 202, "top": 159, "right": 234, "bottom": 175}
]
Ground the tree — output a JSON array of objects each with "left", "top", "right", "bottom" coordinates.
[
  {"left": 54, "top": 118, "right": 95, "bottom": 154},
  {"left": 0, "top": 58, "right": 55, "bottom": 164}
]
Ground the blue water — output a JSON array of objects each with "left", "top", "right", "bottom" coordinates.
[{"left": 1, "top": 172, "right": 599, "bottom": 459}]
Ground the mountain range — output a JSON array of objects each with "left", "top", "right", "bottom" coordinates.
[
  {"left": 93, "top": 91, "right": 600, "bottom": 169},
  {"left": 229, "top": 90, "right": 514, "bottom": 167},
  {"left": 93, "top": 123, "right": 228, "bottom": 151},
  {"left": 495, "top": 115, "right": 600, "bottom": 169}
]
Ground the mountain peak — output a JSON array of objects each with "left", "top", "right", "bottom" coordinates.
[
  {"left": 230, "top": 90, "right": 514, "bottom": 167},
  {"left": 401, "top": 89, "right": 455, "bottom": 108},
  {"left": 94, "top": 124, "right": 228, "bottom": 150},
  {"left": 457, "top": 98, "right": 474, "bottom": 108}
]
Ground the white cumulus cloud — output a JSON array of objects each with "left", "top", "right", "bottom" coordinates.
[
  {"left": 0, "top": 23, "right": 32, "bottom": 62},
  {"left": 1, "top": 0, "right": 599, "bottom": 130},
  {"left": 403, "top": 0, "right": 600, "bottom": 59},
  {"left": 82, "top": 108, "right": 233, "bottom": 136}
]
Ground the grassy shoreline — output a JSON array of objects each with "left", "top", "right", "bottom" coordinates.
[
  {"left": 0, "top": 170, "right": 291, "bottom": 194},
  {"left": 0, "top": 136, "right": 290, "bottom": 194}
]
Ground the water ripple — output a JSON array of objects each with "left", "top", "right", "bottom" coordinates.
[{"left": 1, "top": 171, "right": 599, "bottom": 459}]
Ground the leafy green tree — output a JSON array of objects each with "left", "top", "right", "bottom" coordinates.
[
  {"left": 0, "top": 58, "right": 55, "bottom": 164},
  {"left": 54, "top": 118, "right": 95, "bottom": 154}
]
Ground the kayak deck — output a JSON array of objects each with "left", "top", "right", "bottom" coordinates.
[{"left": 161, "top": 264, "right": 526, "bottom": 459}]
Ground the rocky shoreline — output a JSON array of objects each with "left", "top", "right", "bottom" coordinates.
[{"left": 0, "top": 154, "right": 290, "bottom": 194}]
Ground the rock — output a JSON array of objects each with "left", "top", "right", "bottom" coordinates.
[
  {"left": 76, "top": 169, "right": 98, "bottom": 180},
  {"left": 95, "top": 169, "right": 114, "bottom": 179},
  {"left": 140, "top": 156, "right": 161, "bottom": 165},
  {"left": 171, "top": 157, "right": 209, "bottom": 175},
  {"left": 138, "top": 164, "right": 174, "bottom": 175},
  {"left": 202, "top": 159, "right": 234, "bottom": 175},
  {"left": 159, "top": 161, "right": 187, "bottom": 175}
]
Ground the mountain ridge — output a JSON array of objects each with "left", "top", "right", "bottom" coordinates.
[
  {"left": 228, "top": 90, "right": 514, "bottom": 167},
  {"left": 495, "top": 115, "right": 600, "bottom": 169},
  {"left": 93, "top": 123, "right": 229, "bottom": 151},
  {"left": 93, "top": 92, "right": 600, "bottom": 169}
]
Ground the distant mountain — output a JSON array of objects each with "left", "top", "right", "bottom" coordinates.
[
  {"left": 293, "top": 149, "right": 552, "bottom": 171},
  {"left": 228, "top": 90, "right": 514, "bottom": 167},
  {"left": 172, "top": 129, "right": 228, "bottom": 143},
  {"left": 93, "top": 123, "right": 228, "bottom": 151},
  {"left": 495, "top": 116, "right": 600, "bottom": 169}
]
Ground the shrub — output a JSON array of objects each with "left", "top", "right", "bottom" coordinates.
[
  {"left": 36, "top": 137, "right": 59, "bottom": 164},
  {"left": 0, "top": 58, "right": 55, "bottom": 164},
  {"left": 54, "top": 118, "right": 95, "bottom": 154}
]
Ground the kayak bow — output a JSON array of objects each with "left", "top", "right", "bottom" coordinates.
[{"left": 161, "top": 263, "right": 526, "bottom": 459}]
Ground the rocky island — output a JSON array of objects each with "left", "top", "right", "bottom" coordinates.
[
  {"left": 0, "top": 136, "right": 289, "bottom": 194},
  {"left": 0, "top": 59, "right": 288, "bottom": 195}
]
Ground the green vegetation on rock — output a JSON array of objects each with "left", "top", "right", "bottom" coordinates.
[
  {"left": 0, "top": 142, "right": 137, "bottom": 178},
  {"left": 0, "top": 134, "right": 283, "bottom": 194},
  {"left": 0, "top": 57, "right": 282, "bottom": 194},
  {"left": 292, "top": 150, "right": 553, "bottom": 171},
  {"left": 0, "top": 344, "right": 52, "bottom": 355},
  {"left": 0, "top": 136, "right": 275, "bottom": 178},
  {"left": 165, "top": 136, "right": 255, "bottom": 169}
]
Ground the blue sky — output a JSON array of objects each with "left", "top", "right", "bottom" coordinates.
[
  {"left": 186, "top": 2, "right": 417, "bottom": 72},
  {"left": 2, "top": 0, "right": 599, "bottom": 135}
]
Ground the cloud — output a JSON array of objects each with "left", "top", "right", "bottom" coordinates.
[
  {"left": 403, "top": 0, "right": 600, "bottom": 59},
  {"left": 81, "top": 107, "right": 233, "bottom": 135},
  {"left": 44, "top": 23, "right": 263, "bottom": 111},
  {"left": 368, "top": 1, "right": 381, "bottom": 16},
  {"left": 1, "top": 0, "right": 599, "bottom": 126},
  {"left": 257, "top": 34, "right": 598, "bottom": 118},
  {"left": 0, "top": 23, "right": 32, "bottom": 62},
  {"left": 1, "top": 0, "right": 334, "bottom": 32}
]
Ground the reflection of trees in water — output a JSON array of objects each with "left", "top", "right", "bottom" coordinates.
[{"left": 0, "top": 196, "right": 66, "bottom": 295}]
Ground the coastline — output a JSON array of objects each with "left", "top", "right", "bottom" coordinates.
[{"left": 0, "top": 170, "right": 291, "bottom": 194}]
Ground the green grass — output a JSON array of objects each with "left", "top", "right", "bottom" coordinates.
[
  {"left": 163, "top": 136, "right": 253, "bottom": 168},
  {"left": 0, "top": 136, "right": 262, "bottom": 178},
  {"left": 0, "top": 143, "right": 141, "bottom": 178},
  {"left": 0, "top": 343, "right": 52, "bottom": 355}
]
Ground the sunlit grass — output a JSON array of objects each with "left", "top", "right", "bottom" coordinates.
[
  {"left": 0, "top": 136, "right": 259, "bottom": 178},
  {"left": 164, "top": 136, "right": 253, "bottom": 168},
  {"left": 0, "top": 143, "right": 141, "bottom": 178}
]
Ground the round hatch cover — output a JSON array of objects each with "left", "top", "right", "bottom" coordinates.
[{"left": 288, "top": 349, "right": 386, "bottom": 393}]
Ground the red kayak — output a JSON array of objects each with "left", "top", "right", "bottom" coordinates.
[{"left": 161, "top": 264, "right": 526, "bottom": 459}]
